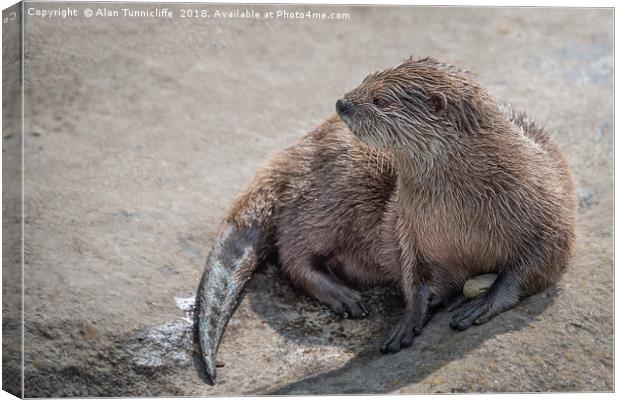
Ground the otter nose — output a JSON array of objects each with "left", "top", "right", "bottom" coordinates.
[{"left": 336, "top": 98, "right": 353, "bottom": 116}]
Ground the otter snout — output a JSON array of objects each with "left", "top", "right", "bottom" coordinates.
[
  {"left": 336, "top": 97, "right": 353, "bottom": 118},
  {"left": 336, "top": 98, "right": 355, "bottom": 129}
]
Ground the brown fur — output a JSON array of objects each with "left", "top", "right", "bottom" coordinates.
[
  {"left": 231, "top": 115, "right": 402, "bottom": 292},
  {"left": 196, "top": 57, "right": 577, "bottom": 381},
  {"left": 337, "top": 57, "right": 576, "bottom": 352}
]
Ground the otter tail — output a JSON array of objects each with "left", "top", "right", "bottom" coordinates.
[{"left": 196, "top": 172, "right": 282, "bottom": 384}]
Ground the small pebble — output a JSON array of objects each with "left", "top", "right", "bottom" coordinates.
[{"left": 463, "top": 274, "right": 498, "bottom": 299}]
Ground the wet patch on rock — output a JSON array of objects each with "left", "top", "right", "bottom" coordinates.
[
  {"left": 525, "top": 34, "right": 613, "bottom": 86},
  {"left": 129, "top": 319, "right": 193, "bottom": 368},
  {"left": 24, "top": 319, "right": 189, "bottom": 397},
  {"left": 596, "top": 120, "right": 613, "bottom": 141},
  {"left": 577, "top": 187, "right": 599, "bottom": 213},
  {"left": 127, "top": 295, "right": 197, "bottom": 369}
]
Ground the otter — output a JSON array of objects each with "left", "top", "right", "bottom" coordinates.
[{"left": 195, "top": 57, "right": 576, "bottom": 382}]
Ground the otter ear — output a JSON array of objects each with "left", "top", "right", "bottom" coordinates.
[{"left": 429, "top": 92, "right": 448, "bottom": 113}]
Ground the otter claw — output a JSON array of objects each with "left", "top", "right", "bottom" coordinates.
[
  {"left": 322, "top": 286, "right": 368, "bottom": 319},
  {"left": 341, "top": 300, "right": 369, "bottom": 319},
  {"left": 380, "top": 316, "right": 420, "bottom": 354}
]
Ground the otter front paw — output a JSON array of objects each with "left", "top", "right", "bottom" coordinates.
[
  {"left": 449, "top": 295, "right": 494, "bottom": 331},
  {"left": 380, "top": 314, "right": 420, "bottom": 353}
]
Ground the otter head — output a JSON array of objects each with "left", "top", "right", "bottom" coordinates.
[{"left": 336, "top": 57, "right": 488, "bottom": 152}]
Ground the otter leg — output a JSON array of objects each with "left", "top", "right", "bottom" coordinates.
[
  {"left": 449, "top": 269, "right": 521, "bottom": 331},
  {"left": 380, "top": 252, "right": 443, "bottom": 353},
  {"left": 380, "top": 282, "right": 435, "bottom": 353},
  {"left": 283, "top": 256, "right": 369, "bottom": 319},
  {"left": 303, "top": 269, "right": 369, "bottom": 319}
]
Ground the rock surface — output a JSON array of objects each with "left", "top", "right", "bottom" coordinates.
[{"left": 5, "top": 4, "right": 612, "bottom": 396}]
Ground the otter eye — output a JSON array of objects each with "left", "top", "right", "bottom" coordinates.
[{"left": 372, "top": 97, "right": 389, "bottom": 108}]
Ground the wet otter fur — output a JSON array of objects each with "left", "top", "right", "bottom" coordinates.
[
  {"left": 196, "top": 56, "right": 577, "bottom": 382},
  {"left": 337, "top": 57, "right": 576, "bottom": 352}
]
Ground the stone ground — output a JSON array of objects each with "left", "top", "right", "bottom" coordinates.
[{"left": 2, "top": 4, "right": 613, "bottom": 397}]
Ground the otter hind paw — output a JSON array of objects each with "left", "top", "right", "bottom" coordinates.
[{"left": 323, "top": 286, "right": 369, "bottom": 319}]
